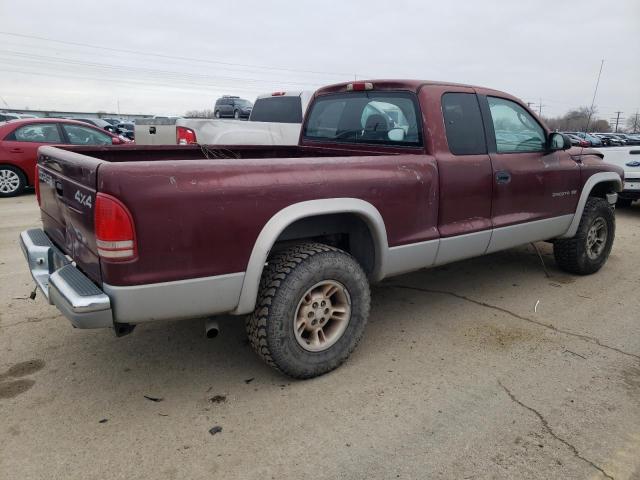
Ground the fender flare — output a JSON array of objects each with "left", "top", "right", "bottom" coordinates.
[
  {"left": 232, "top": 198, "right": 389, "bottom": 315},
  {"left": 559, "top": 172, "right": 622, "bottom": 239}
]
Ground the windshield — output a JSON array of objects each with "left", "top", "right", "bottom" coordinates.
[
  {"left": 236, "top": 99, "right": 252, "bottom": 107},
  {"left": 303, "top": 91, "right": 422, "bottom": 146}
]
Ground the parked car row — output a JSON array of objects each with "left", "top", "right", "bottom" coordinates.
[{"left": 562, "top": 131, "right": 640, "bottom": 147}]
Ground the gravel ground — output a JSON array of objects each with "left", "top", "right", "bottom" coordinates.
[{"left": 1, "top": 194, "right": 639, "bottom": 480}]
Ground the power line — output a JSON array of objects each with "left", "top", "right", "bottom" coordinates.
[
  {"left": 0, "top": 50, "right": 328, "bottom": 89},
  {"left": 0, "top": 31, "right": 362, "bottom": 79}
]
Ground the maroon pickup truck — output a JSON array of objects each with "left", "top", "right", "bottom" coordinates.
[{"left": 21, "top": 80, "right": 623, "bottom": 378}]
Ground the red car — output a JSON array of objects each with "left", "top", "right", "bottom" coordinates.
[{"left": 0, "top": 118, "right": 129, "bottom": 197}]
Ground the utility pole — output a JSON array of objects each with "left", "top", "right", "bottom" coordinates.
[
  {"left": 612, "top": 111, "right": 623, "bottom": 132},
  {"left": 538, "top": 98, "right": 543, "bottom": 117}
]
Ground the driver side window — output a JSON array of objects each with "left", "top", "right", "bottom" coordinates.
[{"left": 487, "top": 96, "right": 545, "bottom": 153}]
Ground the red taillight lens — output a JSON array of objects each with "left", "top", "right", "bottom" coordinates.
[
  {"left": 272, "top": 91, "right": 286, "bottom": 96},
  {"left": 176, "top": 126, "right": 197, "bottom": 145},
  {"left": 34, "top": 164, "right": 41, "bottom": 206},
  {"left": 95, "top": 193, "right": 136, "bottom": 261}
]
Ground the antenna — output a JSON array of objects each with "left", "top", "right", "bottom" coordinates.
[
  {"left": 577, "top": 59, "right": 604, "bottom": 158},
  {"left": 584, "top": 59, "right": 604, "bottom": 134}
]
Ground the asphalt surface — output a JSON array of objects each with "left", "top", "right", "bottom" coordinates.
[{"left": 1, "top": 194, "right": 639, "bottom": 480}]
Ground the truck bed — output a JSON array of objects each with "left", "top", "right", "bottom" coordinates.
[{"left": 37, "top": 143, "right": 429, "bottom": 291}]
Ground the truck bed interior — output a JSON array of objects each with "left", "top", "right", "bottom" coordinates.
[{"left": 60, "top": 144, "right": 410, "bottom": 162}]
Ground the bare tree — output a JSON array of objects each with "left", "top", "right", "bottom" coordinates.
[
  {"left": 543, "top": 106, "right": 610, "bottom": 132},
  {"left": 625, "top": 113, "right": 640, "bottom": 133}
]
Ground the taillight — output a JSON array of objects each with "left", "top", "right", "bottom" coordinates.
[
  {"left": 176, "top": 126, "right": 197, "bottom": 145},
  {"left": 346, "top": 82, "right": 373, "bottom": 91},
  {"left": 34, "top": 164, "right": 41, "bottom": 206},
  {"left": 272, "top": 91, "right": 286, "bottom": 96},
  {"left": 95, "top": 193, "right": 137, "bottom": 261}
]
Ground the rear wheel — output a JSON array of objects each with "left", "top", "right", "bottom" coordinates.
[
  {"left": 246, "top": 242, "right": 370, "bottom": 379},
  {"left": 0, "top": 166, "right": 26, "bottom": 197},
  {"left": 234, "top": 110, "right": 240, "bottom": 119},
  {"left": 554, "top": 197, "right": 615, "bottom": 275}
]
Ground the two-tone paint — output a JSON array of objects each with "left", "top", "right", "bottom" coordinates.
[{"left": 33, "top": 80, "right": 623, "bottom": 326}]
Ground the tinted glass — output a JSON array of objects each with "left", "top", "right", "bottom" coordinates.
[
  {"left": 441, "top": 93, "right": 486, "bottom": 155},
  {"left": 12, "top": 123, "right": 62, "bottom": 142},
  {"left": 304, "top": 91, "right": 421, "bottom": 146},
  {"left": 487, "top": 97, "right": 545, "bottom": 153},
  {"left": 63, "top": 124, "right": 111, "bottom": 145},
  {"left": 250, "top": 96, "right": 302, "bottom": 123}
]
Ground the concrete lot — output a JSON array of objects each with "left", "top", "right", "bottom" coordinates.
[{"left": 1, "top": 194, "right": 639, "bottom": 480}]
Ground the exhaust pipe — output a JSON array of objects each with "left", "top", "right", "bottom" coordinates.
[{"left": 205, "top": 318, "right": 220, "bottom": 339}]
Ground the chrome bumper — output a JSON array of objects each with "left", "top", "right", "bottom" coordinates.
[{"left": 19, "top": 228, "right": 113, "bottom": 329}]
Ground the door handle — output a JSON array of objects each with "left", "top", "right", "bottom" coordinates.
[
  {"left": 9, "top": 148, "right": 23, "bottom": 153},
  {"left": 495, "top": 171, "right": 511, "bottom": 184}
]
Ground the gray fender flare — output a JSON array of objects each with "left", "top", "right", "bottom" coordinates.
[
  {"left": 232, "top": 198, "right": 389, "bottom": 315},
  {"left": 559, "top": 172, "right": 622, "bottom": 238}
]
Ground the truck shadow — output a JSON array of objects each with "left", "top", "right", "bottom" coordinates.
[{"left": 58, "top": 241, "right": 572, "bottom": 399}]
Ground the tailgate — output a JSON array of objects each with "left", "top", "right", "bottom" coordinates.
[{"left": 37, "top": 145, "right": 102, "bottom": 283}]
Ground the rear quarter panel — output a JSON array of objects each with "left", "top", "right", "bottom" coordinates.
[{"left": 97, "top": 154, "right": 439, "bottom": 286}]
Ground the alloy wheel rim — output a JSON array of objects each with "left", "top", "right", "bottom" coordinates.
[
  {"left": 586, "top": 217, "right": 607, "bottom": 260},
  {"left": 0, "top": 169, "right": 20, "bottom": 193},
  {"left": 293, "top": 280, "right": 351, "bottom": 352}
]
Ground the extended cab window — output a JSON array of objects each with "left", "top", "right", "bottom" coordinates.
[
  {"left": 442, "top": 93, "right": 486, "bottom": 155},
  {"left": 487, "top": 97, "right": 545, "bottom": 153},
  {"left": 303, "top": 91, "right": 422, "bottom": 146},
  {"left": 9, "top": 123, "right": 62, "bottom": 143}
]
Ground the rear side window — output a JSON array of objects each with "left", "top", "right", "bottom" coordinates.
[
  {"left": 441, "top": 93, "right": 486, "bottom": 155},
  {"left": 250, "top": 96, "right": 302, "bottom": 123},
  {"left": 9, "top": 123, "right": 62, "bottom": 143},
  {"left": 303, "top": 91, "right": 422, "bottom": 146},
  {"left": 62, "top": 124, "right": 111, "bottom": 145}
]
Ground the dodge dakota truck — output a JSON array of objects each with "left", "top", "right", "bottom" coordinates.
[{"left": 21, "top": 80, "right": 623, "bottom": 379}]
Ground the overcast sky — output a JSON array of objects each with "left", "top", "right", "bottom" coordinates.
[{"left": 0, "top": 0, "right": 638, "bottom": 120}]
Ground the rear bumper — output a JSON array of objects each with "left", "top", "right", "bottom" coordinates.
[{"left": 19, "top": 228, "right": 113, "bottom": 329}]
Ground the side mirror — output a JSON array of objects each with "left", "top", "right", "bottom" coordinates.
[
  {"left": 387, "top": 128, "right": 405, "bottom": 142},
  {"left": 548, "top": 132, "right": 571, "bottom": 151}
]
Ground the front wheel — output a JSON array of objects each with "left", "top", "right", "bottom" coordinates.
[
  {"left": 0, "top": 166, "right": 26, "bottom": 197},
  {"left": 246, "top": 242, "right": 370, "bottom": 379},
  {"left": 233, "top": 110, "right": 240, "bottom": 119},
  {"left": 214, "top": 110, "right": 221, "bottom": 118},
  {"left": 554, "top": 197, "right": 615, "bottom": 275}
]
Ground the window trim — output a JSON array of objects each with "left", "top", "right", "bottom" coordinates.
[
  {"left": 440, "top": 92, "right": 488, "bottom": 156},
  {"left": 479, "top": 95, "right": 548, "bottom": 154},
  {"left": 301, "top": 90, "right": 424, "bottom": 149}
]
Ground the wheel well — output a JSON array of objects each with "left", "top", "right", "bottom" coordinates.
[
  {"left": 589, "top": 180, "right": 620, "bottom": 198},
  {"left": 272, "top": 213, "right": 377, "bottom": 277}
]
